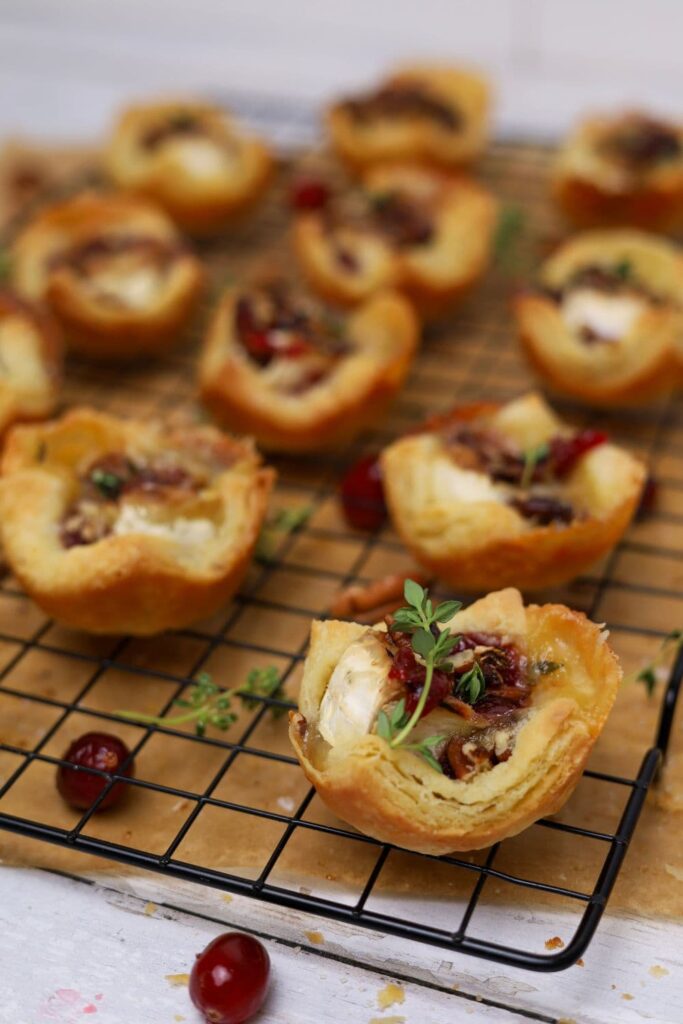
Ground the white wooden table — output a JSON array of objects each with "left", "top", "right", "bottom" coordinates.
[{"left": 1, "top": 859, "right": 680, "bottom": 1023}]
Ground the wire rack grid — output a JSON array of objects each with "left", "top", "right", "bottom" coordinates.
[{"left": 0, "top": 94, "right": 681, "bottom": 973}]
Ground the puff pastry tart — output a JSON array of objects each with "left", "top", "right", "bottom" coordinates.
[
  {"left": 553, "top": 111, "right": 683, "bottom": 231},
  {"left": 0, "top": 408, "right": 273, "bottom": 635},
  {"left": 199, "top": 277, "right": 418, "bottom": 452},
  {"left": 289, "top": 585, "right": 620, "bottom": 853},
  {"left": 105, "top": 99, "right": 273, "bottom": 235},
  {"left": 11, "top": 192, "right": 204, "bottom": 360},
  {"left": 0, "top": 290, "right": 61, "bottom": 436},
  {"left": 293, "top": 164, "right": 496, "bottom": 316},
  {"left": 327, "top": 64, "right": 490, "bottom": 173},
  {"left": 381, "top": 393, "right": 645, "bottom": 591},
  {"left": 514, "top": 230, "right": 683, "bottom": 405}
]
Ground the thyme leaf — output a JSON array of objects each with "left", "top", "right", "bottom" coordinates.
[
  {"left": 633, "top": 629, "right": 683, "bottom": 697},
  {"left": 255, "top": 505, "right": 312, "bottom": 563},
  {"left": 520, "top": 442, "right": 550, "bottom": 491},
  {"left": 115, "top": 668, "right": 288, "bottom": 736}
]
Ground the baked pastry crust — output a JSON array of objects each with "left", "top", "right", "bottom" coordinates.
[
  {"left": 105, "top": 99, "right": 273, "bottom": 235},
  {"left": 327, "top": 64, "right": 490, "bottom": 173},
  {"left": 199, "top": 280, "right": 419, "bottom": 452},
  {"left": 293, "top": 164, "right": 496, "bottom": 316},
  {"left": 11, "top": 191, "right": 204, "bottom": 359},
  {"left": 514, "top": 230, "right": 683, "bottom": 405},
  {"left": 0, "top": 408, "right": 274, "bottom": 635},
  {"left": 553, "top": 111, "right": 683, "bottom": 231},
  {"left": 0, "top": 290, "right": 61, "bottom": 436},
  {"left": 381, "top": 393, "right": 645, "bottom": 591},
  {"left": 289, "top": 588, "right": 621, "bottom": 853}
]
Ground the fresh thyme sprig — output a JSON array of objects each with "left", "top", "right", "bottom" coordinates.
[
  {"left": 456, "top": 661, "right": 486, "bottom": 704},
  {"left": 520, "top": 442, "right": 550, "bottom": 490},
  {"left": 382, "top": 580, "right": 462, "bottom": 760},
  {"left": 632, "top": 630, "right": 683, "bottom": 696},
  {"left": 116, "top": 667, "right": 287, "bottom": 737},
  {"left": 255, "top": 505, "right": 312, "bottom": 563}
]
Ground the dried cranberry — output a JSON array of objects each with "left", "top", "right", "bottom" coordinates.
[
  {"left": 550, "top": 429, "right": 609, "bottom": 478},
  {"left": 190, "top": 932, "right": 270, "bottom": 1024},
  {"left": 339, "top": 454, "right": 386, "bottom": 531},
  {"left": 56, "top": 732, "right": 133, "bottom": 811},
  {"left": 290, "top": 178, "right": 330, "bottom": 211},
  {"left": 388, "top": 646, "right": 451, "bottom": 717},
  {"left": 510, "top": 494, "right": 575, "bottom": 525}
]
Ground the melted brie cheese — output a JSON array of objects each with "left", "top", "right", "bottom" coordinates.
[
  {"left": 318, "top": 632, "right": 394, "bottom": 748},
  {"left": 562, "top": 288, "right": 644, "bottom": 342},
  {"left": 91, "top": 263, "right": 163, "bottom": 309},
  {"left": 437, "top": 458, "right": 503, "bottom": 504},
  {"left": 170, "top": 138, "right": 234, "bottom": 178},
  {"left": 113, "top": 503, "right": 216, "bottom": 544}
]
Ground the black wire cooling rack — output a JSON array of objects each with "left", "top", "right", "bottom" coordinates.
[{"left": 0, "top": 92, "right": 681, "bottom": 973}]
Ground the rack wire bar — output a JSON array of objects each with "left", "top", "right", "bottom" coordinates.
[{"left": 0, "top": 96, "right": 681, "bottom": 972}]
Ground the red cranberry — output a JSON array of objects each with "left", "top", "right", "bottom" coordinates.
[
  {"left": 190, "top": 932, "right": 270, "bottom": 1024},
  {"left": 339, "top": 454, "right": 386, "bottom": 531},
  {"left": 550, "top": 429, "right": 609, "bottom": 478},
  {"left": 56, "top": 732, "right": 133, "bottom": 811},
  {"left": 290, "top": 177, "right": 330, "bottom": 211}
]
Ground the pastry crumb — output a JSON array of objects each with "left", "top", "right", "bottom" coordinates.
[
  {"left": 174, "top": 1017, "right": 185, "bottom": 1023},
  {"left": 222, "top": 893, "right": 233, "bottom": 903},
  {"left": 545, "top": 935, "right": 564, "bottom": 950},
  {"left": 165, "top": 973, "right": 190, "bottom": 988},
  {"left": 369, "top": 1018, "right": 405, "bottom": 1024},
  {"left": 649, "top": 965, "right": 669, "bottom": 978},
  {"left": 377, "top": 983, "right": 405, "bottom": 1009},
  {"left": 144, "top": 901, "right": 157, "bottom": 916},
  {"left": 305, "top": 930, "right": 325, "bottom": 945},
  {"left": 576, "top": 958, "right": 584, "bottom": 967},
  {"left": 622, "top": 993, "right": 634, "bottom": 1001}
]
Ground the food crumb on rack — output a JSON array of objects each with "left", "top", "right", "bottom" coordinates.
[
  {"left": 174, "top": 1016, "right": 185, "bottom": 1023},
  {"left": 144, "top": 901, "right": 157, "bottom": 916},
  {"left": 649, "top": 965, "right": 669, "bottom": 978},
  {"left": 377, "top": 982, "right": 405, "bottom": 1009},
  {"left": 165, "top": 973, "right": 190, "bottom": 988},
  {"left": 369, "top": 1017, "right": 405, "bottom": 1024},
  {"left": 622, "top": 993, "right": 634, "bottom": 1000},
  {"left": 304, "top": 930, "right": 325, "bottom": 945},
  {"left": 222, "top": 893, "right": 233, "bottom": 903},
  {"left": 576, "top": 958, "right": 584, "bottom": 967},
  {"left": 545, "top": 935, "right": 565, "bottom": 950}
]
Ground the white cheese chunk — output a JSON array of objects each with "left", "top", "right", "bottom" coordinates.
[
  {"left": 437, "top": 458, "right": 504, "bottom": 504},
  {"left": 113, "top": 503, "right": 216, "bottom": 544},
  {"left": 318, "top": 631, "right": 394, "bottom": 748},
  {"left": 562, "top": 288, "right": 644, "bottom": 342},
  {"left": 91, "top": 264, "right": 163, "bottom": 309},
  {"left": 171, "top": 138, "right": 234, "bottom": 178}
]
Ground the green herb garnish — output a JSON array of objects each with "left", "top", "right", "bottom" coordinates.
[
  {"left": 493, "top": 204, "right": 525, "bottom": 270},
  {"left": 380, "top": 580, "right": 463, "bottom": 769},
  {"left": 456, "top": 661, "right": 486, "bottom": 704},
  {"left": 520, "top": 442, "right": 550, "bottom": 490},
  {"left": 614, "top": 259, "right": 632, "bottom": 282},
  {"left": 116, "top": 667, "right": 287, "bottom": 737},
  {"left": 90, "top": 467, "right": 123, "bottom": 500},
  {"left": 255, "top": 505, "right": 312, "bottom": 563},
  {"left": 633, "top": 629, "right": 683, "bottom": 696}
]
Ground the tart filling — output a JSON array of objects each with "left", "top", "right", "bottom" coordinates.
[
  {"left": 436, "top": 414, "right": 608, "bottom": 527},
  {"left": 599, "top": 113, "right": 682, "bottom": 181},
  {"left": 49, "top": 234, "right": 186, "bottom": 311},
  {"left": 232, "top": 281, "right": 352, "bottom": 394},
  {"left": 59, "top": 443, "right": 233, "bottom": 550},
  {"left": 341, "top": 81, "right": 462, "bottom": 132}
]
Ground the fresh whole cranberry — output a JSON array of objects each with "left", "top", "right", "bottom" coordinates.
[
  {"left": 550, "top": 429, "right": 609, "bottom": 478},
  {"left": 290, "top": 177, "right": 330, "bottom": 211},
  {"left": 339, "top": 454, "right": 387, "bottom": 531},
  {"left": 56, "top": 732, "right": 134, "bottom": 811},
  {"left": 190, "top": 932, "right": 270, "bottom": 1024}
]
